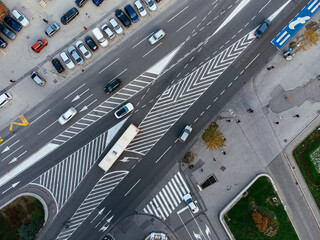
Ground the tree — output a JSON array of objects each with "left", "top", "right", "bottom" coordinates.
[
  {"left": 18, "top": 221, "right": 42, "bottom": 240},
  {"left": 298, "top": 22, "right": 320, "bottom": 51},
  {"left": 201, "top": 123, "right": 226, "bottom": 150}
]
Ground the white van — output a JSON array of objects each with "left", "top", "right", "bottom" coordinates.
[
  {"left": 0, "top": 92, "right": 13, "bottom": 108},
  {"left": 92, "top": 27, "right": 108, "bottom": 47}
]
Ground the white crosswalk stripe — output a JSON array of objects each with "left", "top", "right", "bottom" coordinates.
[{"left": 143, "top": 172, "right": 189, "bottom": 220}]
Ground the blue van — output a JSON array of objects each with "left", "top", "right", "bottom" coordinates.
[{"left": 4, "top": 16, "right": 22, "bottom": 32}]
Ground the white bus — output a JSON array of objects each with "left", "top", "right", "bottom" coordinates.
[{"left": 98, "top": 123, "right": 140, "bottom": 172}]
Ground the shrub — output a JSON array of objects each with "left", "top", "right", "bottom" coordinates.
[{"left": 182, "top": 152, "right": 194, "bottom": 164}]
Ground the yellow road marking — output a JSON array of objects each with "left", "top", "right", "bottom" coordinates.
[
  {"left": 0, "top": 49, "right": 6, "bottom": 56},
  {"left": 0, "top": 137, "right": 3, "bottom": 143},
  {"left": 9, "top": 115, "right": 29, "bottom": 131}
]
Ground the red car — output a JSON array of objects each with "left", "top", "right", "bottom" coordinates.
[{"left": 31, "top": 38, "right": 48, "bottom": 53}]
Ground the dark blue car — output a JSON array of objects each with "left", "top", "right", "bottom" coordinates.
[
  {"left": 4, "top": 15, "right": 22, "bottom": 32},
  {"left": 124, "top": 4, "right": 139, "bottom": 23},
  {"left": 0, "top": 23, "right": 16, "bottom": 40},
  {"left": 0, "top": 37, "right": 7, "bottom": 48},
  {"left": 92, "top": 0, "right": 104, "bottom": 6}
]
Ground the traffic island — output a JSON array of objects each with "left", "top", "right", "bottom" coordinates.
[{"left": 219, "top": 174, "right": 298, "bottom": 240}]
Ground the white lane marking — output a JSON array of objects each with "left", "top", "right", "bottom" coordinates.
[
  {"left": 245, "top": 53, "right": 260, "bottom": 69},
  {"left": 143, "top": 43, "right": 163, "bottom": 58},
  {"left": 206, "top": 105, "right": 211, "bottom": 109},
  {"left": 240, "top": 70, "right": 244, "bottom": 75},
  {"left": 167, "top": 6, "right": 189, "bottom": 23},
  {"left": 110, "top": 68, "right": 128, "bottom": 81},
  {"left": 2, "top": 145, "right": 24, "bottom": 162},
  {"left": 37, "top": 121, "right": 57, "bottom": 135},
  {"left": 234, "top": 76, "right": 239, "bottom": 81},
  {"left": 194, "top": 118, "right": 198, "bottom": 122},
  {"left": 124, "top": 179, "right": 141, "bottom": 197},
  {"left": 155, "top": 146, "right": 172, "bottom": 163},
  {"left": 228, "top": 82, "right": 233, "bottom": 87},
  {"left": 200, "top": 111, "right": 204, "bottom": 116},
  {"left": 259, "top": 0, "right": 271, "bottom": 13},
  {"left": 75, "top": 94, "right": 93, "bottom": 108},
  {"left": 214, "top": 97, "right": 218, "bottom": 102},
  {"left": 64, "top": 84, "right": 85, "bottom": 100},
  {"left": 176, "top": 16, "right": 197, "bottom": 32},
  {"left": 99, "top": 58, "right": 119, "bottom": 74},
  {"left": 132, "top": 33, "right": 154, "bottom": 48},
  {"left": 29, "top": 109, "right": 51, "bottom": 125},
  {"left": 251, "top": 16, "right": 256, "bottom": 21},
  {"left": 0, "top": 143, "right": 59, "bottom": 187}
]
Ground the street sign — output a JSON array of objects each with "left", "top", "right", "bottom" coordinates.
[{"left": 272, "top": 0, "right": 320, "bottom": 49}]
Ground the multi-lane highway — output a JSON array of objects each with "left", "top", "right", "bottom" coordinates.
[{"left": 0, "top": 0, "right": 313, "bottom": 239}]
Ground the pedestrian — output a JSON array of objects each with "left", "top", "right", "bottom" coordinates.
[
  {"left": 236, "top": 119, "right": 241, "bottom": 123},
  {"left": 247, "top": 108, "right": 254, "bottom": 113},
  {"left": 221, "top": 150, "right": 226, "bottom": 155},
  {"left": 200, "top": 168, "right": 204, "bottom": 172},
  {"left": 226, "top": 119, "right": 231, "bottom": 122},
  {"left": 43, "top": 18, "right": 48, "bottom": 23},
  {"left": 275, "top": 121, "right": 279, "bottom": 125},
  {"left": 9, "top": 80, "right": 15, "bottom": 83},
  {"left": 213, "top": 158, "right": 216, "bottom": 162},
  {"left": 84, "top": 26, "right": 87, "bottom": 30},
  {"left": 293, "top": 114, "right": 300, "bottom": 118}
]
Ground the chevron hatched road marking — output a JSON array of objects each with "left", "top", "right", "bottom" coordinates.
[
  {"left": 127, "top": 34, "right": 253, "bottom": 155},
  {"left": 56, "top": 171, "right": 128, "bottom": 240},
  {"left": 142, "top": 172, "right": 189, "bottom": 220}
]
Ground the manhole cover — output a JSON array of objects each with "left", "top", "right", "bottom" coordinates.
[{"left": 53, "top": 79, "right": 57, "bottom": 84}]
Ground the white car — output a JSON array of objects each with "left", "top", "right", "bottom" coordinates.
[
  {"left": 60, "top": 51, "right": 75, "bottom": 69},
  {"left": 58, "top": 107, "right": 77, "bottom": 125},
  {"left": 11, "top": 9, "right": 29, "bottom": 27},
  {"left": 76, "top": 40, "right": 92, "bottom": 59},
  {"left": 109, "top": 18, "right": 123, "bottom": 34},
  {"left": 134, "top": 0, "right": 147, "bottom": 17},
  {"left": 101, "top": 24, "right": 115, "bottom": 39},
  {"left": 149, "top": 29, "right": 165, "bottom": 45},
  {"left": 142, "top": 0, "right": 156, "bottom": 11},
  {"left": 183, "top": 193, "right": 199, "bottom": 214},
  {"left": 114, "top": 103, "right": 134, "bottom": 119}
]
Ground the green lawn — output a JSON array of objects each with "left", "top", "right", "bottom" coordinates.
[
  {"left": 225, "top": 176, "right": 298, "bottom": 240},
  {"left": 293, "top": 125, "right": 320, "bottom": 209}
]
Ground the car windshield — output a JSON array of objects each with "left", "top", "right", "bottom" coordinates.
[
  {"left": 65, "top": 58, "right": 71, "bottom": 64},
  {"left": 38, "top": 40, "right": 44, "bottom": 45},
  {"left": 17, "top": 16, "right": 23, "bottom": 21},
  {"left": 186, "top": 198, "right": 192, "bottom": 204},
  {"left": 116, "top": 108, "right": 127, "bottom": 116}
]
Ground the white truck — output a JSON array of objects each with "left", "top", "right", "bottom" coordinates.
[{"left": 98, "top": 123, "right": 140, "bottom": 172}]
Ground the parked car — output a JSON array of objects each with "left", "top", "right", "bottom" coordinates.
[
  {"left": 31, "top": 38, "right": 48, "bottom": 53},
  {"left": 84, "top": 35, "right": 98, "bottom": 51},
  {"left": 114, "top": 103, "right": 134, "bottom": 119},
  {"left": 45, "top": 23, "right": 60, "bottom": 37},
  {"left": 58, "top": 107, "right": 77, "bottom": 125},
  {"left": 76, "top": 40, "right": 92, "bottom": 59},
  {"left": 149, "top": 29, "right": 165, "bottom": 45},
  {"left": 101, "top": 24, "right": 115, "bottom": 39},
  {"left": 0, "top": 23, "right": 16, "bottom": 40},
  {"left": 11, "top": 10, "right": 29, "bottom": 27},
  {"left": 0, "top": 37, "right": 7, "bottom": 48},
  {"left": 142, "top": 0, "right": 156, "bottom": 11},
  {"left": 75, "top": 0, "right": 88, "bottom": 7},
  {"left": 61, "top": 7, "right": 79, "bottom": 25},
  {"left": 68, "top": 45, "right": 84, "bottom": 65},
  {"left": 4, "top": 16, "right": 22, "bottom": 32},
  {"left": 115, "top": 9, "right": 131, "bottom": 28},
  {"left": 0, "top": 92, "right": 13, "bottom": 108},
  {"left": 155, "top": 0, "right": 161, "bottom": 2},
  {"left": 109, "top": 18, "right": 123, "bottom": 34},
  {"left": 134, "top": 0, "right": 147, "bottom": 17},
  {"left": 104, "top": 79, "right": 122, "bottom": 94},
  {"left": 125, "top": 4, "right": 139, "bottom": 23},
  {"left": 254, "top": 19, "right": 271, "bottom": 38},
  {"left": 92, "top": 27, "right": 108, "bottom": 47},
  {"left": 92, "top": 0, "right": 104, "bottom": 6},
  {"left": 60, "top": 51, "right": 75, "bottom": 69},
  {"left": 52, "top": 58, "right": 65, "bottom": 73},
  {"left": 178, "top": 125, "right": 192, "bottom": 142},
  {"left": 183, "top": 193, "right": 199, "bottom": 214},
  {"left": 30, "top": 72, "right": 46, "bottom": 86}
]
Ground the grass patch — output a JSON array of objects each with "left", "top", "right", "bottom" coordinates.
[
  {"left": 0, "top": 196, "right": 44, "bottom": 240},
  {"left": 225, "top": 176, "right": 298, "bottom": 240},
  {"left": 293, "top": 125, "right": 320, "bottom": 209}
]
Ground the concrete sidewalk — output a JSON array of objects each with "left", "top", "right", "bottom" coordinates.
[{"left": 183, "top": 15, "right": 320, "bottom": 240}]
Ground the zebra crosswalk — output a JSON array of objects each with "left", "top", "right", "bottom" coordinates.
[{"left": 143, "top": 172, "right": 190, "bottom": 220}]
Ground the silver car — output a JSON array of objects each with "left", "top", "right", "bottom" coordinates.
[
  {"left": 142, "top": 0, "right": 156, "bottom": 11},
  {"left": 58, "top": 107, "right": 77, "bottom": 125},
  {"left": 60, "top": 51, "right": 75, "bottom": 69},
  {"left": 76, "top": 40, "right": 92, "bottom": 59},
  {"left": 67, "top": 45, "right": 84, "bottom": 65},
  {"left": 109, "top": 18, "right": 123, "bottom": 34},
  {"left": 149, "top": 29, "right": 165, "bottom": 45}
]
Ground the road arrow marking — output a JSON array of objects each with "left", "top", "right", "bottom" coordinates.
[
  {"left": 106, "top": 215, "right": 114, "bottom": 223},
  {"left": 9, "top": 157, "right": 17, "bottom": 164},
  {"left": 2, "top": 181, "right": 20, "bottom": 194},
  {"left": 80, "top": 106, "right": 88, "bottom": 112},
  {"left": 1, "top": 146, "right": 9, "bottom": 153},
  {"left": 99, "top": 225, "right": 109, "bottom": 232},
  {"left": 9, "top": 115, "right": 29, "bottom": 131},
  {"left": 90, "top": 207, "right": 106, "bottom": 223},
  {"left": 72, "top": 95, "right": 80, "bottom": 102}
]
